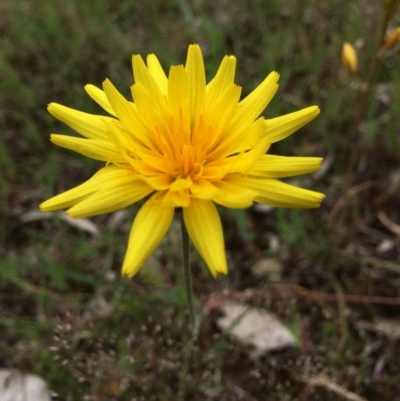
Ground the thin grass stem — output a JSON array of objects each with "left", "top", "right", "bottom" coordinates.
[{"left": 179, "top": 209, "right": 196, "bottom": 329}]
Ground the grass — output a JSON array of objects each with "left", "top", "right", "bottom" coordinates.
[{"left": 1, "top": 0, "right": 400, "bottom": 399}]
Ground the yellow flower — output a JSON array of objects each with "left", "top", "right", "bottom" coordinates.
[
  {"left": 40, "top": 45, "right": 324, "bottom": 277},
  {"left": 341, "top": 42, "right": 358, "bottom": 75},
  {"left": 385, "top": 27, "right": 400, "bottom": 50}
]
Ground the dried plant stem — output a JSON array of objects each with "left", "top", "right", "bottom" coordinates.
[
  {"left": 356, "top": 11, "right": 391, "bottom": 124},
  {"left": 332, "top": 6, "right": 398, "bottom": 269},
  {"left": 179, "top": 209, "right": 196, "bottom": 330},
  {"left": 344, "top": 10, "right": 393, "bottom": 191},
  {"left": 300, "top": 374, "right": 368, "bottom": 401}
]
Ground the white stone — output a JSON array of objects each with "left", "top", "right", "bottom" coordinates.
[
  {"left": 0, "top": 369, "right": 51, "bottom": 401},
  {"left": 217, "top": 301, "right": 296, "bottom": 359}
]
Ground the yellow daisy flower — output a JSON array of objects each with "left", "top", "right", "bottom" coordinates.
[{"left": 40, "top": 44, "right": 324, "bottom": 278}]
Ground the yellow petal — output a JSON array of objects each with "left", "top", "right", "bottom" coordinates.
[
  {"left": 102, "top": 79, "right": 136, "bottom": 122},
  {"left": 227, "top": 71, "right": 279, "bottom": 132},
  {"left": 129, "top": 83, "right": 172, "bottom": 155},
  {"left": 122, "top": 198, "right": 174, "bottom": 277},
  {"left": 183, "top": 199, "right": 228, "bottom": 276},
  {"left": 84, "top": 84, "right": 118, "bottom": 116},
  {"left": 201, "top": 162, "right": 228, "bottom": 181},
  {"left": 50, "top": 134, "right": 125, "bottom": 162},
  {"left": 146, "top": 54, "right": 168, "bottom": 95},
  {"left": 67, "top": 171, "right": 153, "bottom": 218},
  {"left": 104, "top": 120, "right": 137, "bottom": 168},
  {"left": 266, "top": 106, "right": 320, "bottom": 143},
  {"left": 205, "top": 128, "right": 235, "bottom": 162},
  {"left": 170, "top": 177, "right": 192, "bottom": 191},
  {"left": 225, "top": 121, "right": 270, "bottom": 174},
  {"left": 233, "top": 176, "right": 324, "bottom": 208},
  {"left": 103, "top": 79, "right": 154, "bottom": 150},
  {"left": 185, "top": 44, "right": 206, "bottom": 125},
  {"left": 212, "top": 179, "right": 257, "bottom": 208},
  {"left": 39, "top": 166, "right": 121, "bottom": 211},
  {"left": 206, "top": 55, "right": 236, "bottom": 102},
  {"left": 129, "top": 157, "right": 169, "bottom": 176},
  {"left": 205, "top": 83, "right": 242, "bottom": 149},
  {"left": 132, "top": 54, "right": 163, "bottom": 96},
  {"left": 167, "top": 65, "right": 190, "bottom": 142},
  {"left": 140, "top": 173, "right": 173, "bottom": 190},
  {"left": 168, "top": 65, "right": 189, "bottom": 112},
  {"left": 160, "top": 189, "right": 191, "bottom": 207},
  {"left": 249, "top": 155, "right": 323, "bottom": 178},
  {"left": 190, "top": 178, "right": 218, "bottom": 199},
  {"left": 48, "top": 103, "right": 113, "bottom": 140},
  {"left": 227, "top": 142, "right": 270, "bottom": 175},
  {"left": 207, "top": 119, "right": 268, "bottom": 172}
]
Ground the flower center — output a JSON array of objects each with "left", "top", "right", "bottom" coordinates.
[{"left": 166, "top": 109, "right": 210, "bottom": 181}]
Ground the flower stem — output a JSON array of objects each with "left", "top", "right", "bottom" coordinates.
[{"left": 179, "top": 209, "right": 196, "bottom": 329}]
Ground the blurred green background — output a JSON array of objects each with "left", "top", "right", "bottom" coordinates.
[{"left": 1, "top": 0, "right": 400, "bottom": 400}]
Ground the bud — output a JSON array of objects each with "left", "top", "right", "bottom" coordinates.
[
  {"left": 341, "top": 42, "right": 358, "bottom": 75},
  {"left": 385, "top": 27, "right": 400, "bottom": 50}
]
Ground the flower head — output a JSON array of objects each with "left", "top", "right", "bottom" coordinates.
[
  {"left": 385, "top": 27, "right": 400, "bottom": 50},
  {"left": 40, "top": 45, "right": 324, "bottom": 277},
  {"left": 341, "top": 42, "right": 358, "bottom": 75}
]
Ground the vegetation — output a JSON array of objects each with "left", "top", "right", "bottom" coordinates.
[{"left": 1, "top": 0, "right": 399, "bottom": 400}]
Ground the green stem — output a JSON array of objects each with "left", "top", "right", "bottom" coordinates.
[
  {"left": 345, "top": 7, "right": 394, "bottom": 191},
  {"left": 356, "top": 11, "right": 390, "bottom": 124},
  {"left": 329, "top": 6, "right": 397, "bottom": 271},
  {"left": 179, "top": 209, "right": 196, "bottom": 329}
]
